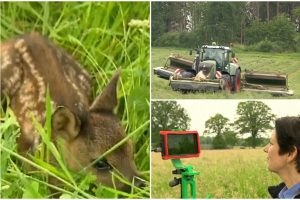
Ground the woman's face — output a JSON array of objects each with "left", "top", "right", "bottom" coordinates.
[{"left": 264, "top": 130, "right": 289, "bottom": 174}]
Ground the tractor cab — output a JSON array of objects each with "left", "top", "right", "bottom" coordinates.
[
  {"left": 200, "top": 45, "right": 234, "bottom": 72},
  {"left": 188, "top": 45, "right": 239, "bottom": 81}
]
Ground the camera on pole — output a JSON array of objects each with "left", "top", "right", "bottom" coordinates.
[{"left": 159, "top": 130, "right": 201, "bottom": 199}]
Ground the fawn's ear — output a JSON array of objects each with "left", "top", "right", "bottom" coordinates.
[
  {"left": 52, "top": 106, "right": 81, "bottom": 141},
  {"left": 89, "top": 70, "right": 120, "bottom": 113}
]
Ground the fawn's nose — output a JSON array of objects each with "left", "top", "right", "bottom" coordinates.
[{"left": 134, "top": 178, "right": 146, "bottom": 188}]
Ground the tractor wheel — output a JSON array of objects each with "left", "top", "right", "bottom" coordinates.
[
  {"left": 222, "top": 74, "right": 231, "bottom": 94},
  {"left": 231, "top": 69, "right": 241, "bottom": 92}
]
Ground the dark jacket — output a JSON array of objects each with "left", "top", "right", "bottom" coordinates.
[{"left": 268, "top": 182, "right": 300, "bottom": 199}]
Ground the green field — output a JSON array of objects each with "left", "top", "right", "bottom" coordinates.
[
  {"left": 151, "top": 149, "right": 280, "bottom": 198},
  {"left": 152, "top": 47, "right": 300, "bottom": 99}
]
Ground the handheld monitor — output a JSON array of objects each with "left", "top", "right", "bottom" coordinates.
[{"left": 160, "top": 130, "right": 200, "bottom": 160}]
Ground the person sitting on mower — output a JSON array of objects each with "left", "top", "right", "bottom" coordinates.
[{"left": 231, "top": 52, "right": 238, "bottom": 64}]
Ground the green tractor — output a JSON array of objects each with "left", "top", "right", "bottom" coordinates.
[{"left": 169, "top": 45, "right": 240, "bottom": 93}]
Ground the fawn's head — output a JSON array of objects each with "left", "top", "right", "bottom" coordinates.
[{"left": 51, "top": 71, "right": 144, "bottom": 192}]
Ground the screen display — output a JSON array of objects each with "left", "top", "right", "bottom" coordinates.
[{"left": 167, "top": 134, "right": 198, "bottom": 156}]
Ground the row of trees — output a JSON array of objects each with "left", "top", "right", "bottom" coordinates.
[
  {"left": 204, "top": 101, "right": 275, "bottom": 149},
  {"left": 151, "top": 101, "right": 275, "bottom": 149},
  {"left": 152, "top": 2, "right": 300, "bottom": 51},
  {"left": 200, "top": 135, "right": 269, "bottom": 149}
]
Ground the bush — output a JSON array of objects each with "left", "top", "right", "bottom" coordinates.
[
  {"left": 245, "top": 20, "right": 268, "bottom": 45},
  {"left": 294, "top": 33, "right": 300, "bottom": 52},
  {"left": 245, "top": 15, "right": 296, "bottom": 51},
  {"left": 179, "top": 32, "right": 197, "bottom": 48},
  {"left": 256, "top": 40, "right": 275, "bottom": 52},
  {"left": 248, "top": 39, "right": 286, "bottom": 52},
  {"left": 153, "top": 32, "right": 181, "bottom": 47},
  {"left": 212, "top": 135, "right": 227, "bottom": 149},
  {"left": 153, "top": 31, "right": 198, "bottom": 48},
  {"left": 267, "top": 15, "right": 295, "bottom": 46}
]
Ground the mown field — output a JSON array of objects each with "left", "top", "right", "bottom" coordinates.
[
  {"left": 151, "top": 149, "right": 281, "bottom": 198},
  {"left": 151, "top": 47, "right": 300, "bottom": 99}
]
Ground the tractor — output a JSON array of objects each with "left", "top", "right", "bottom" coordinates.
[{"left": 153, "top": 44, "right": 293, "bottom": 96}]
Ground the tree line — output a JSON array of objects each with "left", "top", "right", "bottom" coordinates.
[
  {"left": 152, "top": 2, "right": 300, "bottom": 52},
  {"left": 151, "top": 101, "right": 276, "bottom": 149}
]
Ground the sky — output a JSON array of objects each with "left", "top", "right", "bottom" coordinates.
[{"left": 177, "top": 99, "right": 300, "bottom": 137}]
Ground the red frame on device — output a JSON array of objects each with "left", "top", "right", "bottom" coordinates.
[{"left": 160, "top": 130, "right": 200, "bottom": 160}]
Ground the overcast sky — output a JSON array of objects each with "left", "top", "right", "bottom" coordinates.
[{"left": 176, "top": 100, "right": 300, "bottom": 137}]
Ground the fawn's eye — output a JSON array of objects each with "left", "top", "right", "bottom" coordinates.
[{"left": 94, "top": 158, "right": 112, "bottom": 171}]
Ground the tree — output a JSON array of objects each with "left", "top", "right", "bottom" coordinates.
[
  {"left": 293, "top": 7, "right": 300, "bottom": 32},
  {"left": 199, "top": 2, "right": 246, "bottom": 44},
  {"left": 205, "top": 114, "right": 230, "bottom": 149},
  {"left": 212, "top": 135, "right": 227, "bottom": 149},
  {"left": 293, "top": 6, "right": 300, "bottom": 17},
  {"left": 224, "top": 128, "right": 238, "bottom": 147},
  {"left": 205, "top": 113, "right": 229, "bottom": 136},
  {"left": 151, "top": 1, "right": 300, "bottom": 48},
  {"left": 151, "top": 101, "right": 191, "bottom": 147},
  {"left": 266, "top": 2, "right": 270, "bottom": 21},
  {"left": 224, "top": 123, "right": 238, "bottom": 147},
  {"left": 234, "top": 101, "right": 276, "bottom": 148}
]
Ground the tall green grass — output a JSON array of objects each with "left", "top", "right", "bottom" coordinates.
[
  {"left": 0, "top": 2, "right": 149, "bottom": 198},
  {"left": 152, "top": 47, "right": 300, "bottom": 99}
]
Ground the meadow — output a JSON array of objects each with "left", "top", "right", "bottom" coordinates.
[
  {"left": 151, "top": 149, "right": 281, "bottom": 198},
  {"left": 1, "top": 2, "right": 150, "bottom": 198},
  {"left": 151, "top": 47, "right": 300, "bottom": 99}
]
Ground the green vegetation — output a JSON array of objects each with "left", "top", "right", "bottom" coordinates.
[
  {"left": 0, "top": 2, "right": 149, "bottom": 198},
  {"left": 235, "top": 101, "right": 275, "bottom": 148},
  {"left": 152, "top": 2, "right": 300, "bottom": 52},
  {"left": 151, "top": 149, "right": 281, "bottom": 198},
  {"left": 151, "top": 101, "right": 191, "bottom": 147},
  {"left": 247, "top": 15, "right": 297, "bottom": 50},
  {"left": 203, "top": 101, "right": 275, "bottom": 149},
  {"left": 152, "top": 47, "right": 300, "bottom": 99},
  {"left": 205, "top": 114, "right": 230, "bottom": 149}
]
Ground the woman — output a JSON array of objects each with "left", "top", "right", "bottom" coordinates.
[{"left": 264, "top": 116, "right": 300, "bottom": 198}]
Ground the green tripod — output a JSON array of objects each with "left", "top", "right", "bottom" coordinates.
[{"left": 169, "top": 159, "right": 200, "bottom": 199}]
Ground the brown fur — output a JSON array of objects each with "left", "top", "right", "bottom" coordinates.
[{"left": 0, "top": 33, "right": 143, "bottom": 192}]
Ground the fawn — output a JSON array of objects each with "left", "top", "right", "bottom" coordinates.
[{"left": 0, "top": 33, "right": 144, "bottom": 192}]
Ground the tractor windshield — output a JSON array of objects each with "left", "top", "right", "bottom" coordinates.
[{"left": 202, "top": 48, "right": 224, "bottom": 68}]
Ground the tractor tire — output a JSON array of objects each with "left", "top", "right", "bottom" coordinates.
[
  {"left": 231, "top": 69, "right": 241, "bottom": 92},
  {"left": 222, "top": 74, "right": 231, "bottom": 94}
]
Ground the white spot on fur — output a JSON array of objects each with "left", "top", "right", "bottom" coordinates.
[
  {"left": 23, "top": 52, "right": 33, "bottom": 64},
  {"left": 19, "top": 79, "right": 45, "bottom": 122},
  {"left": 8, "top": 67, "right": 22, "bottom": 94},
  {"left": 14, "top": 39, "right": 46, "bottom": 104},
  {"left": 22, "top": 121, "right": 33, "bottom": 135},
  {"left": 14, "top": 39, "right": 26, "bottom": 52},
  {"left": 20, "top": 96, "right": 35, "bottom": 115},
  {"left": 64, "top": 70, "right": 86, "bottom": 106},
  {"left": 78, "top": 74, "right": 90, "bottom": 90},
  {"left": 78, "top": 74, "right": 85, "bottom": 81},
  {"left": 0, "top": 50, "right": 12, "bottom": 70}
]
